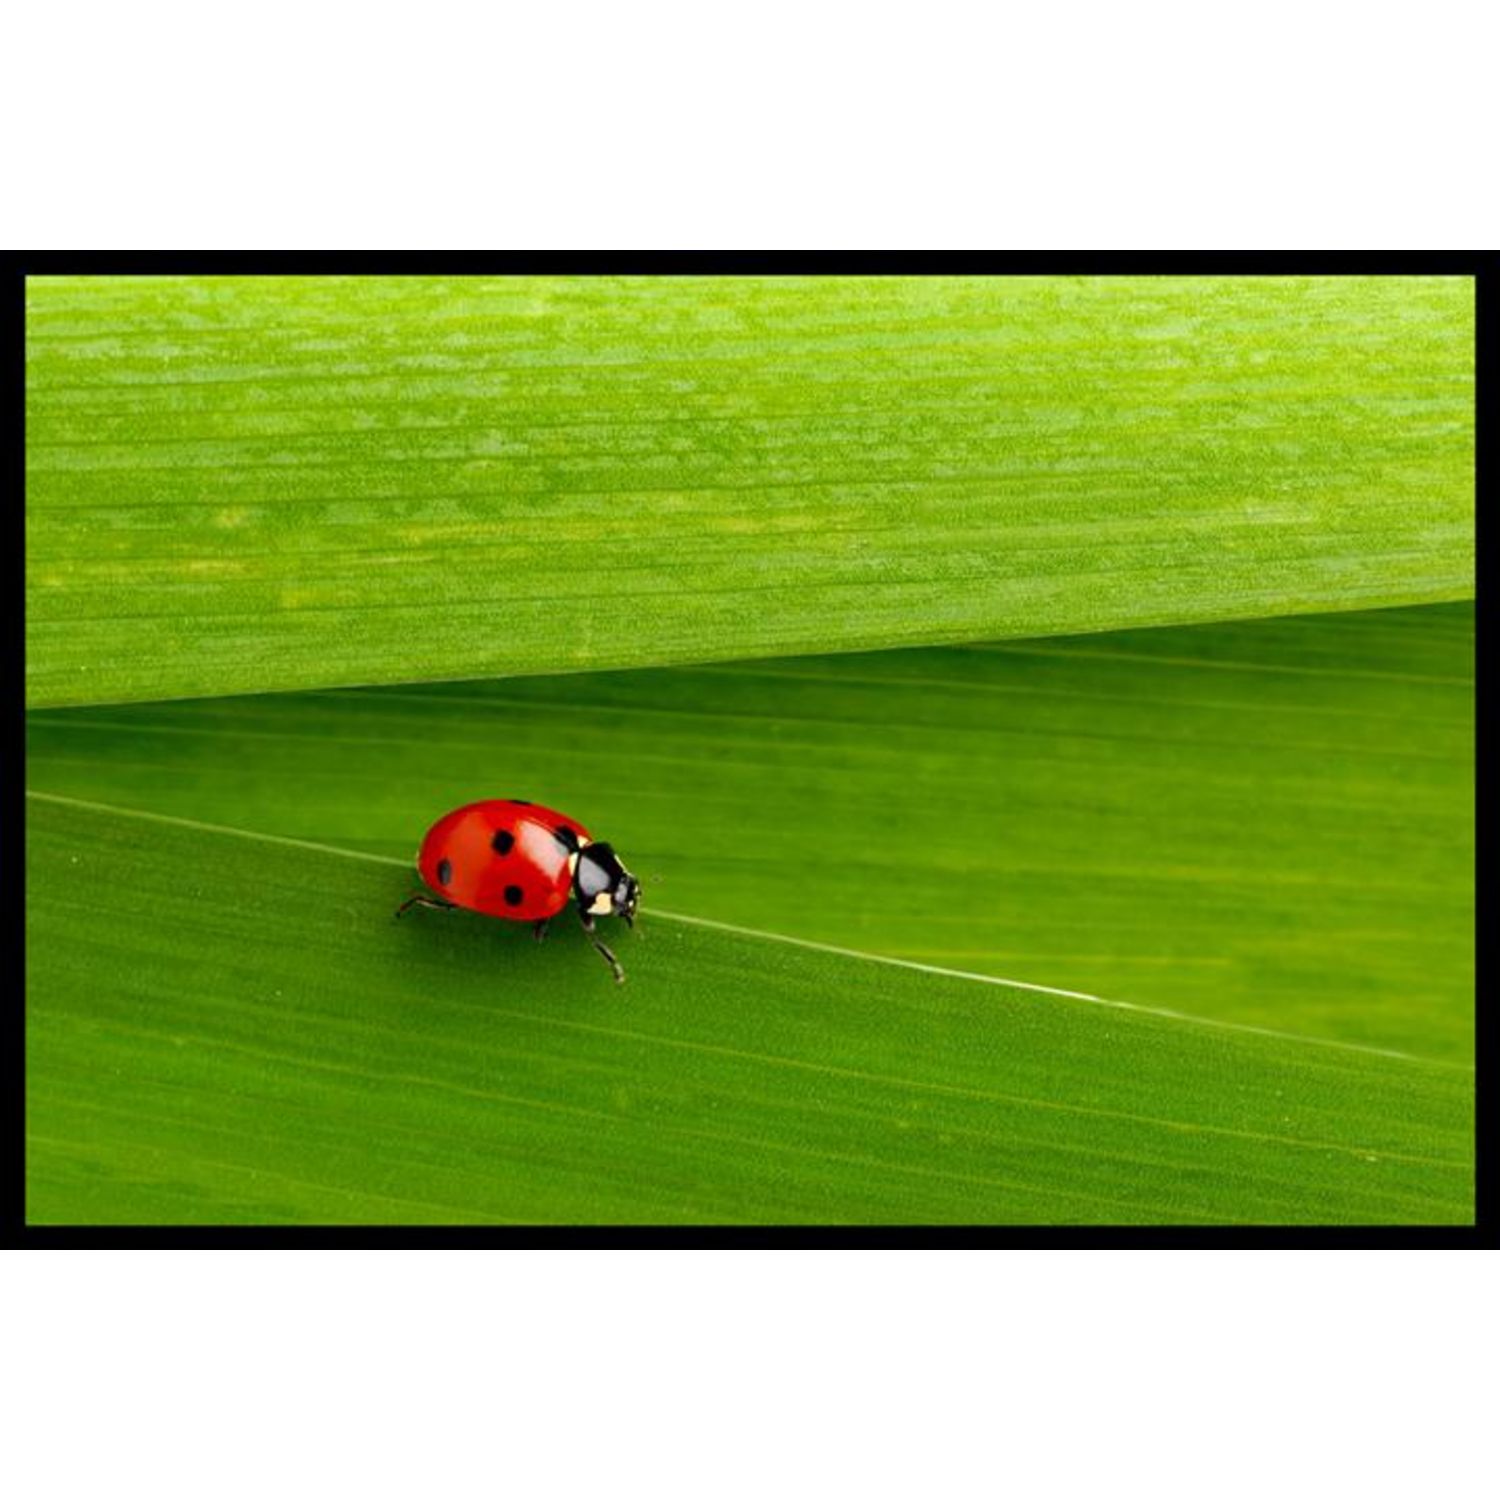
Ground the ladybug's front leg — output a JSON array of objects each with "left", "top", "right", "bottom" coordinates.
[{"left": 578, "top": 910, "right": 626, "bottom": 985}]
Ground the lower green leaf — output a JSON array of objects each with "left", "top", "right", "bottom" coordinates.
[
  {"left": 26, "top": 795, "right": 1472, "bottom": 1225},
  {"left": 28, "top": 602, "right": 1474, "bottom": 1062}
]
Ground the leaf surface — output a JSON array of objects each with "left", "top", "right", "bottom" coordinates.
[
  {"left": 27, "top": 602, "right": 1474, "bottom": 1062},
  {"left": 26, "top": 274, "right": 1474, "bottom": 707},
  {"left": 26, "top": 794, "right": 1473, "bottom": 1225}
]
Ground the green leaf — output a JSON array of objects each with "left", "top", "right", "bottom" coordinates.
[
  {"left": 27, "top": 602, "right": 1474, "bottom": 1065},
  {"left": 27, "top": 275, "right": 1474, "bottom": 709},
  {"left": 26, "top": 792, "right": 1472, "bottom": 1225}
]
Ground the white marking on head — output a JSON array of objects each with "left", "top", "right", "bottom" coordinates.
[{"left": 588, "top": 891, "right": 614, "bottom": 915}]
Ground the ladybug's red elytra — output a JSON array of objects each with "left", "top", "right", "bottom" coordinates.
[{"left": 395, "top": 799, "right": 640, "bottom": 983}]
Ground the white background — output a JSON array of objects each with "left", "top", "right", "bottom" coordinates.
[
  {"left": 3, "top": 1251, "right": 1493, "bottom": 1497},
  {"left": 2, "top": 2, "right": 1493, "bottom": 247}
]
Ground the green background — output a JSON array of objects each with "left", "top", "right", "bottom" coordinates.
[{"left": 25, "top": 275, "right": 1475, "bottom": 1224}]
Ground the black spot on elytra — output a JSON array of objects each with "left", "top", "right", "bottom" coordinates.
[
  {"left": 552, "top": 825, "right": 579, "bottom": 853},
  {"left": 436, "top": 858, "right": 452, "bottom": 885},
  {"left": 503, "top": 884, "right": 525, "bottom": 907},
  {"left": 492, "top": 829, "right": 515, "bottom": 856}
]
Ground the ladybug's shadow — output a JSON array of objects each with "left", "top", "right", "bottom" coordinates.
[{"left": 390, "top": 886, "right": 634, "bottom": 994}]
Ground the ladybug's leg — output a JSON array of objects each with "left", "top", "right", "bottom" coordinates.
[
  {"left": 579, "top": 910, "right": 626, "bottom": 985},
  {"left": 533, "top": 918, "right": 551, "bottom": 944},
  {"left": 395, "top": 893, "right": 457, "bottom": 919}
]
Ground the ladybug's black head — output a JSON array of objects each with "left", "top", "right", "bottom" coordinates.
[{"left": 573, "top": 842, "right": 641, "bottom": 927}]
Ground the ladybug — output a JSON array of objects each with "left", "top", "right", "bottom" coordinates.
[{"left": 395, "top": 798, "right": 640, "bottom": 984}]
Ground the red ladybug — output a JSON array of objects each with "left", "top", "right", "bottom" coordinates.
[{"left": 395, "top": 798, "right": 640, "bottom": 983}]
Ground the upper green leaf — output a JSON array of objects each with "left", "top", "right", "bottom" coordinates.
[{"left": 27, "top": 275, "right": 1474, "bottom": 707}]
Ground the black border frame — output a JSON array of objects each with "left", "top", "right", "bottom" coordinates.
[{"left": 6, "top": 250, "right": 1489, "bottom": 1248}]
